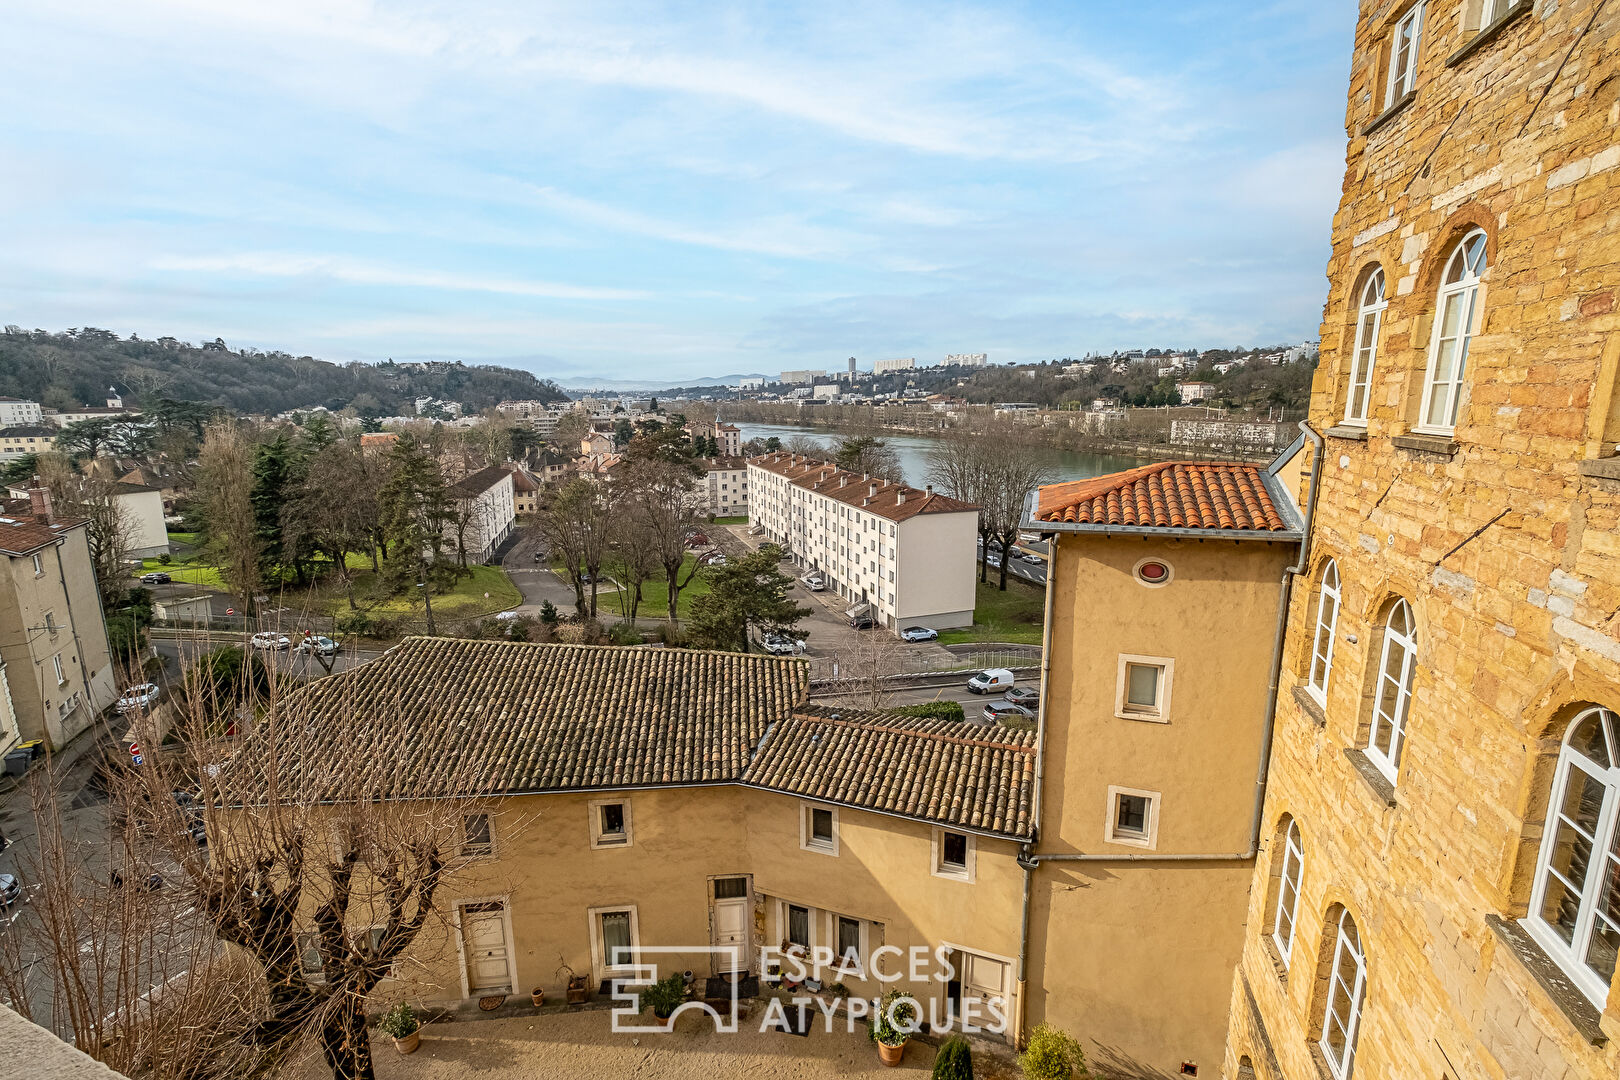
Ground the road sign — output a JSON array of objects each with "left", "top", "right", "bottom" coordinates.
[
  {"left": 128, "top": 742, "right": 140, "bottom": 756},
  {"left": 131, "top": 754, "right": 143, "bottom": 766},
  {"left": 226, "top": 607, "right": 236, "bottom": 616}
]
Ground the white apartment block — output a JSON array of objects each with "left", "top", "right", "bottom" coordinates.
[
  {"left": 0, "top": 399, "right": 44, "bottom": 428},
  {"left": 697, "top": 457, "right": 749, "bottom": 517},
  {"left": 778, "top": 369, "right": 825, "bottom": 385},
  {"left": 944, "top": 353, "right": 988, "bottom": 367},
  {"left": 872, "top": 357, "right": 916, "bottom": 375},
  {"left": 747, "top": 452, "right": 980, "bottom": 631}
]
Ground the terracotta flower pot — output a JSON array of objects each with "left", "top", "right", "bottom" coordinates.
[
  {"left": 393, "top": 1031, "right": 421, "bottom": 1055},
  {"left": 531, "top": 988, "right": 545, "bottom": 1007},
  {"left": 877, "top": 1039, "right": 906, "bottom": 1067}
]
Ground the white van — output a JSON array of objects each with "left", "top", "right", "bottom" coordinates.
[{"left": 967, "top": 669, "right": 1015, "bottom": 694}]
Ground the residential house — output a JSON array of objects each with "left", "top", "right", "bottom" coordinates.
[
  {"left": 0, "top": 488, "right": 117, "bottom": 751},
  {"left": 0, "top": 426, "right": 58, "bottom": 461},
  {"left": 112, "top": 483, "right": 169, "bottom": 558},
  {"left": 1224, "top": 4, "right": 1620, "bottom": 1080},
  {"left": 504, "top": 464, "right": 541, "bottom": 516},
  {"left": 445, "top": 466, "right": 516, "bottom": 565},
  {"left": 48, "top": 389, "right": 141, "bottom": 427},
  {"left": 1177, "top": 381, "right": 1217, "bottom": 403},
  {"left": 747, "top": 453, "right": 979, "bottom": 631},
  {"left": 580, "top": 432, "right": 614, "bottom": 458},
  {"left": 684, "top": 419, "right": 742, "bottom": 458},
  {"left": 359, "top": 432, "right": 398, "bottom": 455},
  {"left": 0, "top": 399, "right": 44, "bottom": 428},
  {"left": 697, "top": 457, "right": 748, "bottom": 517},
  {"left": 1023, "top": 454, "right": 1308, "bottom": 1076},
  {"left": 533, "top": 451, "right": 571, "bottom": 487}
]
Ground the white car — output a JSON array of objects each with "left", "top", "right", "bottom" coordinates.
[
  {"left": 967, "top": 668, "right": 1016, "bottom": 694},
  {"left": 295, "top": 635, "right": 340, "bottom": 655},
  {"left": 250, "top": 632, "right": 291, "bottom": 651},
  {"left": 115, "top": 683, "right": 161, "bottom": 713},
  {"left": 761, "top": 634, "right": 806, "bottom": 656},
  {"left": 803, "top": 574, "right": 826, "bottom": 592},
  {"left": 493, "top": 611, "right": 521, "bottom": 622},
  {"left": 1020, "top": 553, "right": 1043, "bottom": 565},
  {"left": 899, "top": 626, "right": 938, "bottom": 643}
]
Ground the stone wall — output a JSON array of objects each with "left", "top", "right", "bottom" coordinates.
[{"left": 1225, "top": 2, "right": 1620, "bottom": 1079}]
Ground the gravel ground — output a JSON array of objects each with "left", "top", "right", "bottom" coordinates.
[{"left": 291, "top": 1007, "right": 1024, "bottom": 1079}]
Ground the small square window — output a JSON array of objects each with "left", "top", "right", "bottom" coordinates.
[
  {"left": 460, "top": 813, "right": 493, "bottom": 857},
  {"left": 590, "top": 799, "right": 633, "bottom": 848},
  {"left": 1115, "top": 654, "right": 1174, "bottom": 722},
  {"left": 932, "top": 827, "right": 976, "bottom": 882},
  {"left": 942, "top": 832, "right": 968, "bottom": 868},
  {"left": 800, "top": 803, "right": 839, "bottom": 856},
  {"left": 1105, "top": 786, "right": 1160, "bottom": 849}
]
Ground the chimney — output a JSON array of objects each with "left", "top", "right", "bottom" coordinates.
[
  {"left": 869, "top": 483, "right": 878, "bottom": 497},
  {"left": 28, "top": 485, "right": 52, "bottom": 523},
  {"left": 897, "top": 491, "right": 906, "bottom": 505},
  {"left": 926, "top": 485, "right": 934, "bottom": 496}
]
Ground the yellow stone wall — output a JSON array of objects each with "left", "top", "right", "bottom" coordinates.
[{"left": 1225, "top": 2, "right": 1620, "bottom": 1078}]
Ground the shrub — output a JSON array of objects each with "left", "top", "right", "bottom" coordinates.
[
  {"left": 869, "top": 989, "right": 919, "bottom": 1048},
  {"left": 637, "top": 973, "right": 686, "bottom": 1019},
  {"left": 932, "top": 1036, "right": 974, "bottom": 1080},
  {"left": 334, "top": 610, "right": 378, "bottom": 637},
  {"left": 606, "top": 621, "right": 645, "bottom": 646},
  {"left": 1020, "top": 1024, "right": 1086, "bottom": 1080},
  {"left": 157, "top": 553, "right": 172, "bottom": 565},
  {"left": 376, "top": 1002, "right": 418, "bottom": 1038},
  {"left": 538, "top": 600, "right": 558, "bottom": 625},
  {"left": 891, "top": 701, "right": 966, "bottom": 722},
  {"left": 105, "top": 615, "right": 148, "bottom": 660}
]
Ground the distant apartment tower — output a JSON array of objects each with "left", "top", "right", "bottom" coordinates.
[
  {"left": 747, "top": 453, "right": 979, "bottom": 631},
  {"left": 738, "top": 377, "right": 767, "bottom": 391},
  {"left": 778, "top": 369, "right": 825, "bottom": 385},
  {"left": 848, "top": 356, "right": 857, "bottom": 380},
  {"left": 873, "top": 357, "right": 916, "bottom": 375},
  {"left": 0, "top": 399, "right": 44, "bottom": 428},
  {"left": 945, "top": 353, "right": 988, "bottom": 368}
]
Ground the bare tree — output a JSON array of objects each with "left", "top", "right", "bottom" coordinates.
[
  {"left": 827, "top": 628, "right": 910, "bottom": 710},
  {"left": 980, "top": 434, "right": 1055, "bottom": 591},
  {"left": 782, "top": 434, "right": 826, "bottom": 458},
  {"left": 197, "top": 421, "right": 263, "bottom": 613},
  {"left": 537, "top": 477, "right": 612, "bottom": 617},
  {"left": 623, "top": 460, "right": 703, "bottom": 627},
  {"left": 925, "top": 433, "right": 996, "bottom": 584},
  {"left": 284, "top": 441, "right": 375, "bottom": 609},
  {"left": 34, "top": 454, "right": 137, "bottom": 606},
  {"left": 0, "top": 656, "right": 512, "bottom": 1080}
]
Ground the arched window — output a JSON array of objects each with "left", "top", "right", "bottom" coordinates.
[
  {"left": 1318, "top": 909, "right": 1366, "bottom": 1080},
  {"left": 1270, "top": 818, "right": 1304, "bottom": 968},
  {"left": 1366, "top": 600, "right": 1416, "bottom": 782},
  {"left": 1307, "top": 561, "right": 1342, "bottom": 702},
  {"left": 1418, "top": 230, "right": 1487, "bottom": 433},
  {"left": 1525, "top": 706, "right": 1620, "bottom": 1008},
  {"left": 1344, "top": 272, "right": 1385, "bottom": 425}
]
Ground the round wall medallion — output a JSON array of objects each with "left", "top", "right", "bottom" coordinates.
[{"left": 1133, "top": 558, "right": 1173, "bottom": 587}]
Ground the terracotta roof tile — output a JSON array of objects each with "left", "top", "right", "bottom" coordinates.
[
  {"left": 1034, "top": 461, "right": 1288, "bottom": 533},
  {"left": 748, "top": 453, "right": 978, "bottom": 523},
  {"left": 743, "top": 704, "right": 1036, "bottom": 838},
  {"left": 0, "top": 511, "right": 87, "bottom": 555}
]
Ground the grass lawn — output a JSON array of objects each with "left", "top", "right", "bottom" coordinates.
[
  {"left": 130, "top": 550, "right": 227, "bottom": 590},
  {"left": 166, "top": 530, "right": 201, "bottom": 548},
  {"left": 343, "top": 564, "right": 522, "bottom": 620},
  {"left": 711, "top": 515, "right": 749, "bottom": 525},
  {"left": 614, "top": 554, "right": 713, "bottom": 619},
  {"left": 936, "top": 577, "right": 1046, "bottom": 645}
]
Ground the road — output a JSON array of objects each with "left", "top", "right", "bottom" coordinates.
[
  {"left": 976, "top": 539, "right": 1048, "bottom": 587},
  {"left": 150, "top": 636, "right": 391, "bottom": 680}
]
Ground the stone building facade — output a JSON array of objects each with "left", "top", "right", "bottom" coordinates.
[{"left": 1225, "top": 2, "right": 1620, "bottom": 1079}]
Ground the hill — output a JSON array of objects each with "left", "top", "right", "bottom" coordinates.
[{"left": 0, "top": 327, "right": 567, "bottom": 416}]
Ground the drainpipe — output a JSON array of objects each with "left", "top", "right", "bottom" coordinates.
[
  {"left": 1010, "top": 423, "right": 1323, "bottom": 1036},
  {"left": 1014, "top": 531, "right": 1058, "bottom": 1047}
]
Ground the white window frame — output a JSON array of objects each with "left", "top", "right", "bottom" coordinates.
[
  {"left": 1104, "top": 785, "right": 1160, "bottom": 850},
  {"left": 52, "top": 654, "right": 65, "bottom": 686},
  {"left": 1384, "top": 3, "right": 1424, "bottom": 108},
  {"left": 1271, "top": 819, "right": 1305, "bottom": 969},
  {"left": 827, "top": 911, "right": 868, "bottom": 977},
  {"left": 1307, "top": 561, "right": 1342, "bottom": 704},
  {"left": 589, "top": 798, "right": 632, "bottom": 849},
  {"left": 460, "top": 812, "right": 495, "bottom": 858},
  {"left": 1366, "top": 600, "right": 1417, "bottom": 783},
  {"left": 30, "top": 553, "right": 42, "bottom": 576},
  {"left": 800, "top": 801, "right": 840, "bottom": 856},
  {"left": 1317, "top": 909, "right": 1366, "bottom": 1080},
  {"left": 1344, "top": 272, "right": 1385, "bottom": 425},
  {"left": 587, "top": 904, "right": 641, "bottom": 980},
  {"left": 1472, "top": 0, "right": 1515, "bottom": 32},
  {"left": 1115, "top": 654, "right": 1174, "bottom": 723},
  {"left": 1417, "top": 229, "right": 1487, "bottom": 434},
  {"left": 780, "top": 899, "right": 816, "bottom": 952},
  {"left": 1523, "top": 706, "right": 1620, "bottom": 1008},
  {"left": 931, "top": 827, "right": 977, "bottom": 883}
]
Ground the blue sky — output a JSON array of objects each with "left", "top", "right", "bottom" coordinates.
[{"left": 1, "top": 1, "right": 1356, "bottom": 385}]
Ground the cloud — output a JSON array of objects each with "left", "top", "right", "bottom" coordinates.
[{"left": 147, "top": 252, "right": 648, "bottom": 301}]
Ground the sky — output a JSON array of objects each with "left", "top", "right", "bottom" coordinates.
[{"left": 1, "top": 1, "right": 1357, "bottom": 387}]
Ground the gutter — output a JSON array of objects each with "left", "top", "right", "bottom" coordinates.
[{"left": 1011, "top": 422, "right": 1324, "bottom": 1047}]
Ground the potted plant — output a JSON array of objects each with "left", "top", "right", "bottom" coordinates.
[
  {"left": 870, "top": 989, "right": 919, "bottom": 1067},
  {"left": 377, "top": 1002, "right": 420, "bottom": 1055},
  {"left": 558, "top": 961, "right": 588, "bottom": 1004},
  {"left": 1019, "top": 1023, "right": 1088, "bottom": 1079},
  {"left": 531, "top": 986, "right": 545, "bottom": 1007},
  {"left": 638, "top": 973, "right": 687, "bottom": 1027}
]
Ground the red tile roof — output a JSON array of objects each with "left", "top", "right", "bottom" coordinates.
[
  {"left": 0, "top": 506, "right": 87, "bottom": 556},
  {"left": 748, "top": 453, "right": 978, "bottom": 523},
  {"left": 1034, "top": 461, "right": 1288, "bottom": 532}
]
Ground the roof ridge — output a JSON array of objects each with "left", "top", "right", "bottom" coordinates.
[{"left": 792, "top": 710, "right": 1034, "bottom": 753}]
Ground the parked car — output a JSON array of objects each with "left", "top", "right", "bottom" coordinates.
[
  {"left": 115, "top": 683, "right": 161, "bottom": 713},
  {"left": 250, "top": 632, "right": 291, "bottom": 651},
  {"left": 803, "top": 574, "right": 826, "bottom": 592},
  {"left": 849, "top": 613, "right": 877, "bottom": 630},
  {"left": 139, "top": 571, "right": 171, "bottom": 585},
  {"left": 761, "top": 634, "right": 806, "bottom": 656},
  {"left": 747, "top": 525, "right": 766, "bottom": 536},
  {"left": 899, "top": 626, "right": 938, "bottom": 643},
  {"left": 0, "top": 874, "right": 20, "bottom": 907},
  {"left": 967, "top": 668, "right": 1016, "bottom": 694},
  {"left": 1019, "top": 553, "right": 1043, "bottom": 565},
  {"left": 982, "top": 701, "right": 1036, "bottom": 725},
  {"left": 1004, "top": 686, "right": 1040, "bottom": 707},
  {"left": 295, "top": 635, "right": 340, "bottom": 654},
  {"left": 985, "top": 554, "right": 1003, "bottom": 568}
]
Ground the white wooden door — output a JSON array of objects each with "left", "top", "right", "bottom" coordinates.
[
  {"left": 960, "top": 952, "right": 1009, "bottom": 1033},
  {"left": 462, "top": 904, "right": 511, "bottom": 995},
  {"left": 713, "top": 898, "right": 749, "bottom": 973}
]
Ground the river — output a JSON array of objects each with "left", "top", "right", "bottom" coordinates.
[{"left": 732, "top": 422, "right": 1147, "bottom": 486}]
